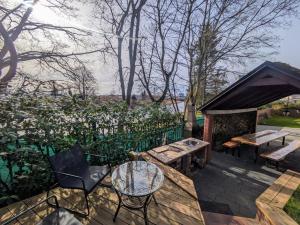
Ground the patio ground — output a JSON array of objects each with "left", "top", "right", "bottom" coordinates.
[{"left": 193, "top": 125, "right": 300, "bottom": 218}]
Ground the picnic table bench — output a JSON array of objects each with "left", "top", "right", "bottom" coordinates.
[
  {"left": 260, "top": 140, "right": 300, "bottom": 169},
  {"left": 222, "top": 141, "right": 240, "bottom": 157},
  {"left": 232, "top": 130, "right": 290, "bottom": 163}
]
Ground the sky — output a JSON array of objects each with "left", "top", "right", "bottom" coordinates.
[
  {"left": 276, "top": 19, "right": 300, "bottom": 68},
  {"left": 246, "top": 17, "right": 300, "bottom": 72},
  {"left": 8, "top": 1, "right": 300, "bottom": 95}
]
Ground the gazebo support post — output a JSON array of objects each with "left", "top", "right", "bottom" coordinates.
[
  {"left": 184, "top": 103, "right": 197, "bottom": 138},
  {"left": 203, "top": 113, "right": 214, "bottom": 162}
]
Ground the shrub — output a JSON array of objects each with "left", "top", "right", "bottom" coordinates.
[{"left": 0, "top": 95, "right": 183, "bottom": 206}]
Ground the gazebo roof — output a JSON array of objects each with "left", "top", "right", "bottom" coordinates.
[{"left": 200, "top": 61, "right": 300, "bottom": 111}]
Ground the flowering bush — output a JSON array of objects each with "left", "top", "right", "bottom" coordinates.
[{"left": 0, "top": 95, "right": 183, "bottom": 206}]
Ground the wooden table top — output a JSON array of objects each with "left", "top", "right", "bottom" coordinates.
[
  {"left": 148, "top": 138, "right": 209, "bottom": 164},
  {"left": 232, "top": 130, "right": 290, "bottom": 146}
]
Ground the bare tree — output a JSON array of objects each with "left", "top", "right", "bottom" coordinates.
[
  {"left": 138, "top": 0, "right": 196, "bottom": 103},
  {"left": 136, "top": 0, "right": 298, "bottom": 109},
  {"left": 12, "top": 72, "right": 73, "bottom": 97},
  {"left": 66, "top": 65, "right": 96, "bottom": 99},
  {"left": 92, "top": 0, "right": 147, "bottom": 105},
  {"left": 0, "top": 0, "right": 102, "bottom": 93},
  {"left": 186, "top": 0, "right": 299, "bottom": 108},
  {"left": 205, "top": 69, "right": 228, "bottom": 100}
]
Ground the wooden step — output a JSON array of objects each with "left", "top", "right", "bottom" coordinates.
[{"left": 203, "top": 211, "right": 258, "bottom": 225}]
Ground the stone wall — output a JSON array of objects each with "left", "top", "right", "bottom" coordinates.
[{"left": 212, "top": 111, "right": 257, "bottom": 151}]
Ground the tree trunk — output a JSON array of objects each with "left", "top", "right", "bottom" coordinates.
[{"left": 0, "top": 22, "right": 18, "bottom": 93}]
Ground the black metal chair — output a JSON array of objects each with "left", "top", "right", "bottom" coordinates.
[
  {"left": 3, "top": 195, "right": 83, "bottom": 225},
  {"left": 47, "top": 143, "right": 111, "bottom": 216}
]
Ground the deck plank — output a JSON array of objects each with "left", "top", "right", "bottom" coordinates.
[
  {"left": 50, "top": 188, "right": 100, "bottom": 225},
  {"left": 256, "top": 170, "right": 294, "bottom": 205},
  {"left": 147, "top": 200, "right": 202, "bottom": 225},
  {"left": 22, "top": 193, "right": 55, "bottom": 220},
  {"left": 155, "top": 192, "right": 204, "bottom": 221},
  {"left": 92, "top": 180, "right": 204, "bottom": 225},
  {"left": 90, "top": 191, "right": 156, "bottom": 225},
  {"left": 161, "top": 178, "right": 195, "bottom": 200},
  {"left": 0, "top": 159, "right": 205, "bottom": 225},
  {"left": 92, "top": 186, "right": 180, "bottom": 225},
  {"left": 257, "top": 202, "right": 298, "bottom": 225},
  {"left": 143, "top": 152, "right": 205, "bottom": 223},
  {"left": 142, "top": 153, "right": 198, "bottom": 199},
  {"left": 0, "top": 206, "right": 20, "bottom": 224},
  {"left": 256, "top": 170, "right": 300, "bottom": 225},
  {"left": 5, "top": 201, "right": 42, "bottom": 225},
  {"left": 270, "top": 170, "right": 300, "bottom": 208},
  {"left": 156, "top": 188, "right": 199, "bottom": 209}
]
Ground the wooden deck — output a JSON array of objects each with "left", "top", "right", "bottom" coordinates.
[
  {"left": 0, "top": 153, "right": 205, "bottom": 225},
  {"left": 256, "top": 170, "right": 300, "bottom": 225}
]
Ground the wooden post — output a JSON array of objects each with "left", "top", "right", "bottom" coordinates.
[
  {"left": 203, "top": 113, "right": 214, "bottom": 162},
  {"left": 184, "top": 103, "right": 197, "bottom": 138},
  {"left": 253, "top": 110, "right": 258, "bottom": 133}
]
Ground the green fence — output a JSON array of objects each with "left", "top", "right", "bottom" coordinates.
[
  {"left": 196, "top": 115, "right": 204, "bottom": 126},
  {"left": 0, "top": 121, "right": 184, "bottom": 172},
  {"left": 0, "top": 96, "right": 186, "bottom": 206},
  {"left": 0, "top": 121, "right": 184, "bottom": 207}
]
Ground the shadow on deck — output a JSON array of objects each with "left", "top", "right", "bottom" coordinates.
[{"left": 0, "top": 153, "right": 205, "bottom": 225}]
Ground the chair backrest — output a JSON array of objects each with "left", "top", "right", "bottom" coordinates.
[{"left": 48, "top": 143, "right": 88, "bottom": 176}]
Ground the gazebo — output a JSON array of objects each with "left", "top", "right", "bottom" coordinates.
[{"left": 200, "top": 61, "right": 300, "bottom": 161}]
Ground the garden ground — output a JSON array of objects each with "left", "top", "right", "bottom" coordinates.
[
  {"left": 260, "top": 115, "right": 300, "bottom": 128},
  {"left": 284, "top": 185, "right": 300, "bottom": 224},
  {"left": 193, "top": 125, "right": 300, "bottom": 218}
]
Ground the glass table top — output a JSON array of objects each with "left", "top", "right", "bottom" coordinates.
[{"left": 111, "top": 161, "right": 164, "bottom": 197}]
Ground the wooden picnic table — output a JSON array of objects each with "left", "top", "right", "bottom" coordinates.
[
  {"left": 148, "top": 138, "right": 209, "bottom": 174},
  {"left": 231, "top": 130, "right": 290, "bottom": 162}
]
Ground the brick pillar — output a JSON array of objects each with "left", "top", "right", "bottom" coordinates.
[{"left": 203, "top": 113, "right": 214, "bottom": 162}]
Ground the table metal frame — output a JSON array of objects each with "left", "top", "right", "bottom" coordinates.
[
  {"left": 111, "top": 161, "right": 163, "bottom": 225},
  {"left": 113, "top": 191, "right": 158, "bottom": 225}
]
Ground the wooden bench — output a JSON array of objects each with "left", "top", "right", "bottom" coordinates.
[
  {"left": 260, "top": 140, "right": 300, "bottom": 169},
  {"left": 256, "top": 170, "right": 300, "bottom": 225},
  {"left": 223, "top": 141, "right": 240, "bottom": 157}
]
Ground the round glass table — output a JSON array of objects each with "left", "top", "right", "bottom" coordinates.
[{"left": 112, "top": 161, "right": 164, "bottom": 225}]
